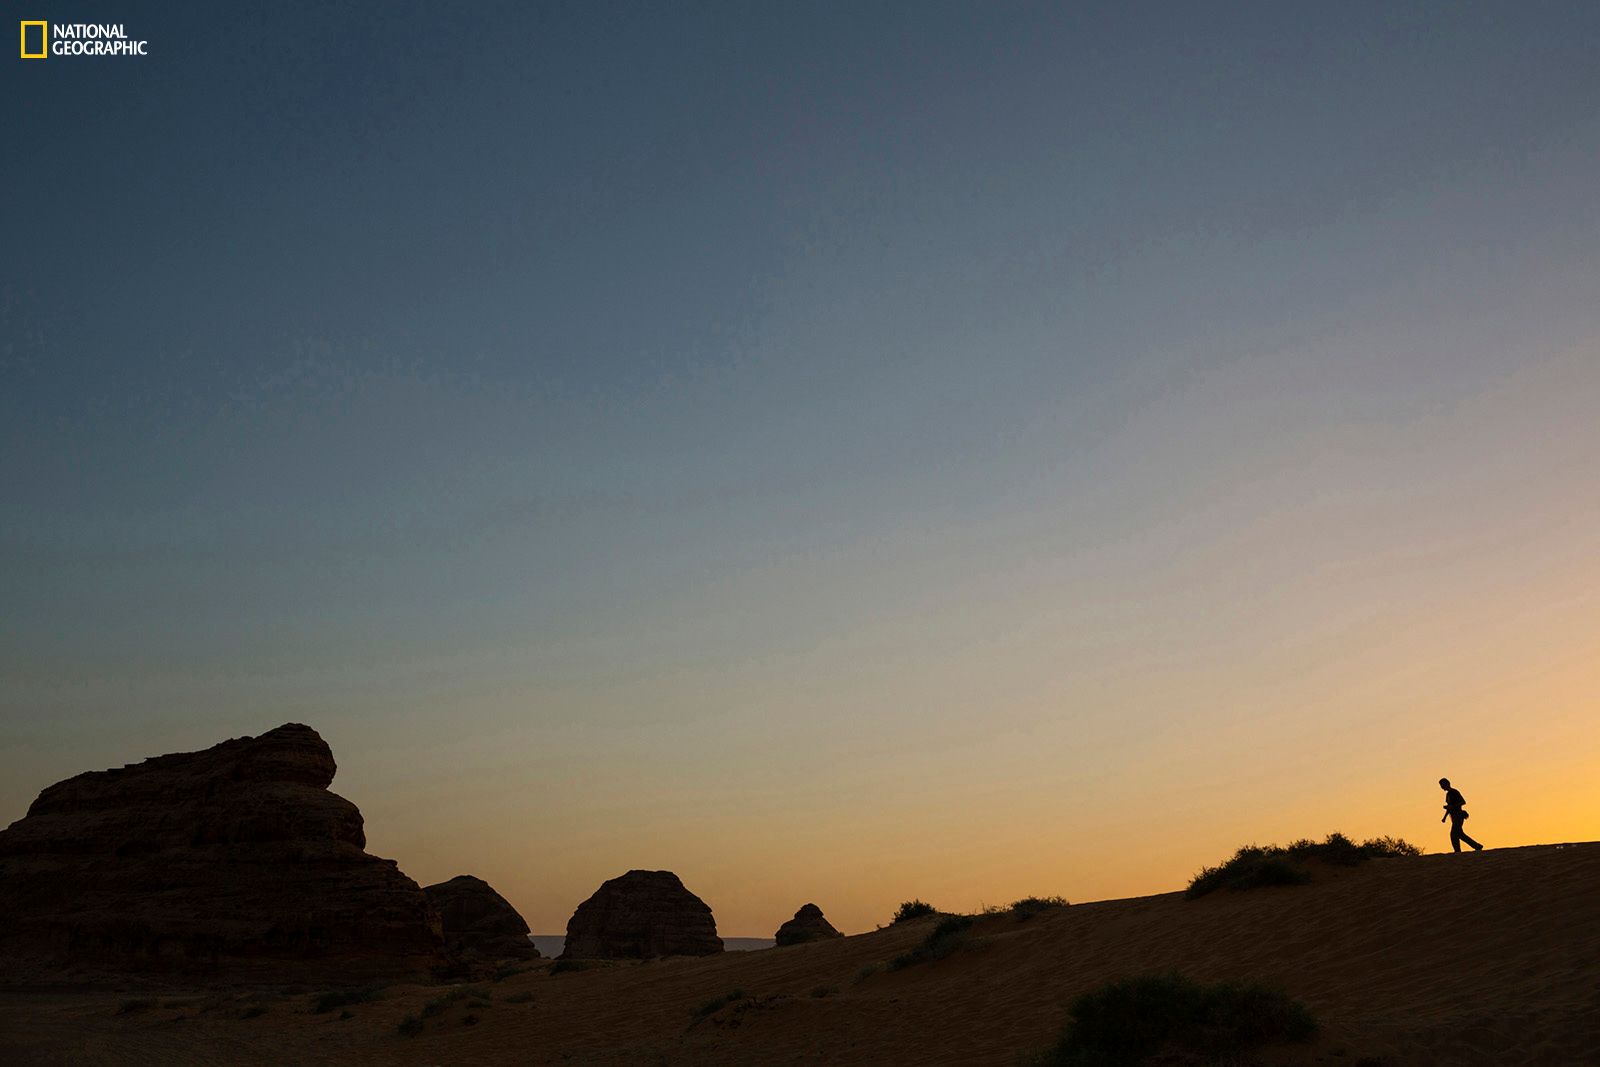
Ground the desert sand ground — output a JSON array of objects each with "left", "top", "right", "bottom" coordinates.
[{"left": 2, "top": 842, "right": 1596, "bottom": 1065}]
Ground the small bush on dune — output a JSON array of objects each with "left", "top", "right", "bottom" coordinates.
[
  {"left": 310, "top": 984, "right": 386, "bottom": 1014},
  {"left": 1010, "top": 895, "right": 1070, "bottom": 919},
  {"left": 116, "top": 999, "right": 153, "bottom": 1015},
  {"left": 503, "top": 990, "right": 535, "bottom": 1004},
  {"left": 810, "top": 985, "right": 838, "bottom": 998},
  {"left": 1027, "top": 973, "right": 1316, "bottom": 1065},
  {"left": 889, "top": 914, "right": 976, "bottom": 970},
  {"left": 891, "top": 899, "right": 937, "bottom": 924},
  {"left": 692, "top": 988, "right": 747, "bottom": 1019},
  {"left": 1187, "top": 833, "right": 1421, "bottom": 899},
  {"left": 549, "top": 959, "right": 596, "bottom": 975},
  {"left": 397, "top": 1013, "right": 424, "bottom": 1037},
  {"left": 421, "top": 986, "right": 491, "bottom": 1018}
]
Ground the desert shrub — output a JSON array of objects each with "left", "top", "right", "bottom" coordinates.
[
  {"left": 549, "top": 959, "right": 594, "bottom": 975},
  {"left": 116, "top": 999, "right": 153, "bottom": 1015},
  {"left": 421, "top": 986, "right": 491, "bottom": 1018},
  {"left": 237, "top": 1004, "right": 268, "bottom": 1020},
  {"left": 503, "top": 990, "right": 535, "bottom": 1004},
  {"left": 462, "top": 1013, "right": 479, "bottom": 1026},
  {"left": 692, "top": 988, "right": 747, "bottom": 1019},
  {"left": 1028, "top": 973, "right": 1316, "bottom": 1065},
  {"left": 891, "top": 899, "right": 937, "bottom": 924},
  {"left": 493, "top": 963, "right": 532, "bottom": 982},
  {"left": 1187, "top": 834, "right": 1421, "bottom": 899},
  {"left": 889, "top": 914, "right": 976, "bottom": 970},
  {"left": 1350, "top": 835, "right": 1421, "bottom": 859},
  {"left": 397, "top": 1013, "right": 424, "bottom": 1037},
  {"left": 810, "top": 984, "right": 839, "bottom": 998},
  {"left": 855, "top": 962, "right": 883, "bottom": 983},
  {"left": 1010, "top": 895, "right": 1070, "bottom": 919},
  {"left": 310, "top": 983, "right": 386, "bottom": 1014},
  {"left": 1187, "top": 849, "right": 1313, "bottom": 898}
]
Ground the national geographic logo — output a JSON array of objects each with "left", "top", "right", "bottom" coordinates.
[{"left": 19, "top": 20, "right": 150, "bottom": 59}]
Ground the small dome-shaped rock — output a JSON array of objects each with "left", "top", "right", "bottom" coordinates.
[
  {"left": 774, "top": 902, "right": 844, "bottom": 946},
  {"left": 561, "top": 869, "right": 723, "bottom": 959},
  {"left": 423, "top": 875, "right": 540, "bottom": 960}
]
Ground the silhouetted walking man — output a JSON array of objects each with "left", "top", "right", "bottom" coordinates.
[{"left": 1439, "top": 778, "right": 1483, "bottom": 853}]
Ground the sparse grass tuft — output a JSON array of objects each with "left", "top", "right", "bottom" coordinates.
[
  {"left": 237, "top": 1004, "right": 268, "bottom": 1020},
  {"left": 889, "top": 914, "right": 976, "bottom": 970},
  {"left": 421, "top": 986, "right": 491, "bottom": 1018},
  {"left": 854, "top": 962, "right": 883, "bottom": 983},
  {"left": 891, "top": 899, "right": 937, "bottom": 924},
  {"left": 810, "top": 985, "right": 839, "bottom": 998},
  {"left": 1025, "top": 972, "right": 1316, "bottom": 1065},
  {"left": 692, "top": 988, "right": 747, "bottom": 1020},
  {"left": 1010, "top": 895, "right": 1069, "bottom": 919},
  {"left": 1187, "top": 833, "right": 1422, "bottom": 899},
  {"left": 503, "top": 990, "right": 535, "bottom": 1004},
  {"left": 116, "top": 999, "right": 154, "bottom": 1015},
  {"left": 397, "top": 1013, "right": 424, "bottom": 1037},
  {"left": 310, "top": 984, "right": 386, "bottom": 1014},
  {"left": 549, "top": 959, "right": 593, "bottom": 975},
  {"left": 493, "top": 963, "right": 533, "bottom": 982}
]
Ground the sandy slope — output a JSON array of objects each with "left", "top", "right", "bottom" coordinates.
[{"left": 2, "top": 842, "right": 1596, "bottom": 1065}]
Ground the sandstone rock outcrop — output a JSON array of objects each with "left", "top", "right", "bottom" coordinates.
[
  {"left": 423, "top": 875, "right": 540, "bottom": 960},
  {"left": 774, "top": 902, "right": 844, "bottom": 946},
  {"left": 0, "top": 723, "right": 448, "bottom": 980},
  {"left": 561, "top": 869, "right": 723, "bottom": 959}
]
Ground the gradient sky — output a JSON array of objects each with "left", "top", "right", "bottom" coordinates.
[{"left": 4, "top": 2, "right": 1598, "bottom": 936}]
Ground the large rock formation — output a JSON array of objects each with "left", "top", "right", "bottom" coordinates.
[
  {"left": 561, "top": 869, "right": 723, "bottom": 959},
  {"left": 774, "top": 902, "right": 844, "bottom": 946},
  {"left": 423, "top": 875, "right": 540, "bottom": 961},
  {"left": 0, "top": 723, "right": 448, "bottom": 980}
]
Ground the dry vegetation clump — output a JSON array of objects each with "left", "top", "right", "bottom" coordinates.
[
  {"left": 309, "top": 983, "right": 386, "bottom": 1014},
  {"left": 421, "top": 986, "right": 491, "bottom": 1018},
  {"left": 691, "top": 988, "right": 747, "bottom": 1020},
  {"left": 1006, "top": 895, "right": 1070, "bottom": 919},
  {"left": 1187, "top": 833, "right": 1422, "bottom": 899},
  {"left": 890, "top": 899, "right": 937, "bottom": 924},
  {"left": 1025, "top": 972, "right": 1317, "bottom": 1065},
  {"left": 549, "top": 958, "right": 611, "bottom": 975},
  {"left": 889, "top": 914, "right": 976, "bottom": 970}
]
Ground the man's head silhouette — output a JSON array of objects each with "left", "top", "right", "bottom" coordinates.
[{"left": 1439, "top": 778, "right": 1450, "bottom": 789}]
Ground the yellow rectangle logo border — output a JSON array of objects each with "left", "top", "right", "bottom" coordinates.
[{"left": 20, "top": 20, "right": 49, "bottom": 59}]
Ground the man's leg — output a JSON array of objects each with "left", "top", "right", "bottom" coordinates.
[{"left": 1451, "top": 816, "right": 1481, "bottom": 851}]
